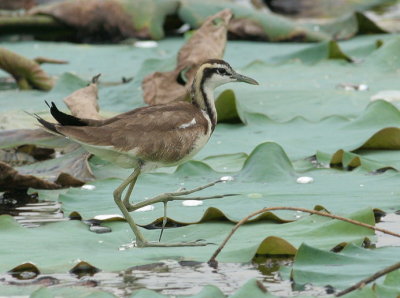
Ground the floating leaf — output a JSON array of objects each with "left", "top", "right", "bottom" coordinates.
[
  {"left": 0, "top": 207, "right": 375, "bottom": 273},
  {"left": 271, "top": 40, "right": 353, "bottom": 64},
  {"left": 316, "top": 11, "right": 387, "bottom": 40},
  {"left": 292, "top": 243, "right": 400, "bottom": 292}
]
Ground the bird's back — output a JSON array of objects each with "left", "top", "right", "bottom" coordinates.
[{"left": 49, "top": 101, "right": 212, "bottom": 169}]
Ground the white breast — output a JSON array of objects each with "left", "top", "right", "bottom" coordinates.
[{"left": 189, "top": 110, "right": 212, "bottom": 156}]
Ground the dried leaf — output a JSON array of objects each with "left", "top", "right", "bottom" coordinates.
[
  {"left": 0, "top": 128, "right": 67, "bottom": 149},
  {"left": 30, "top": 0, "right": 180, "bottom": 42},
  {"left": 142, "top": 70, "right": 187, "bottom": 106},
  {"left": 0, "top": 47, "right": 54, "bottom": 91},
  {"left": 17, "top": 145, "right": 94, "bottom": 185},
  {"left": 0, "top": 128, "right": 93, "bottom": 187},
  {"left": 30, "top": 0, "right": 136, "bottom": 42},
  {"left": 228, "top": 18, "right": 268, "bottom": 40},
  {"left": 142, "top": 9, "right": 232, "bottom": 105},
  {"left": 0, "top": 161, "right": 60, "bottom": 191},
  {"left": 176, "top": 9, "right": 232, "bottom": 79},
  {"left": 63, "top": 74, "right": 103, "bottom": 120},
  {"left": 0, "top": 143, "right": 94, "bottom": 191},
  {"left": 55, "top": 172, "right": 87, "bottom": 188},
  {"left": 0, "top": 0, "right": 35, "bottom": 10},
  {"left": 0, "top": 145, "right": 54, "bottom": 166}
]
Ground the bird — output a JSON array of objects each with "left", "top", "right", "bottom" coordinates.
[{"left": 35, "top": 59, "right": 258, "bottom": 247}]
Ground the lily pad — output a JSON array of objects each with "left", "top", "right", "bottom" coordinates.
[
  {"left": 179, "top": 0, "right": 329, "bottom": 42},
  {"left": 292, "top": 243, "right": 400, "bottom": 294},
  {"left": 0, "top": 206, "right": 375, "bottom": 273}
]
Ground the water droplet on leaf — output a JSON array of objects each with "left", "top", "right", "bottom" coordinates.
[
  {"left": 247, "top": 193, "right": 262, "bottom": 199},
  {"left": 81, "top": 184, "right": 96, "bottom": 190},
  {"left": 296, "top": 176, "right": 314, "bottom": 184},
  {"left": 220, "top": 176, "right": 234, "bottom": 182},
  {"left": 182, "top": 200, "right": 203, "bottom": 207},
  {"left": 135, "top": 205, "right": 155, "bottom": 212}
]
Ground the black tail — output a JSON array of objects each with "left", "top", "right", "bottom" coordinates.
[
  {"left": 45, "top": 101, "right": 87, "bottom": 126},
  {"left": 33, "top": 113, "right": 62, "bottom": 135}
]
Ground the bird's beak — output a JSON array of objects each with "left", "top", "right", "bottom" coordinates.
[{"left": 232, "top": 72, "right": 259, "bottom": 85}]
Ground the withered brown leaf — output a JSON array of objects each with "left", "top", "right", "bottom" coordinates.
[
  {"left": 142, "top": 9, "right": 232, "bottom": 105},
  {"left": 63, "top": 74, "right": 103, "bottom": 120},
  {"left": 0, "top": 161, "right": 60, "bottom": 191}
]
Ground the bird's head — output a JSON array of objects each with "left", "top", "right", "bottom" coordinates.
[{"left": 197, "top": 59, "right": 259, "bottom": 89}]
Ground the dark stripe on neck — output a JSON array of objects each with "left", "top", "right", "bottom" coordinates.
[{"left": 199, "top": 68, "right": 217, "bottom": 131}]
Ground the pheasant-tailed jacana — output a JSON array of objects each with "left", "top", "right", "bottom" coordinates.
[{"left": 36, "top": 59, "right": 258, "bottom": 247}]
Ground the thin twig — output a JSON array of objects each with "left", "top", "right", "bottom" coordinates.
[
  {"left": 208, "top": 207, "right": 400, "bottom": 265},
  {"left": 336, "top": 262, "right": 400, "bottom": 296},
  {"left": 34, "top": 57, "right": 68, "bottom": 65}
]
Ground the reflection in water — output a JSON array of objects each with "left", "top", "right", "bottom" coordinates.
[
  {"left": 376, "top": 213, "right": 400, "bottom": 247},
  {"left": 1, "top": 259, "right": 328, "bottom": 297},
  {"left": 0, "top": 190, "right": 64, "bottom": 227}
]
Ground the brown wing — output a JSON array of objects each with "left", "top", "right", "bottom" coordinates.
[{"left": 56, "top": 102, "right": 210, "bottom": 163}]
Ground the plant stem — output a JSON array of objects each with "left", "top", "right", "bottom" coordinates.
[
  {"left": 336, "top": 262, "right": 400, "bottom": 296},
  {"left": 208, "top": 206, "right": 400, "bottom": 265}
]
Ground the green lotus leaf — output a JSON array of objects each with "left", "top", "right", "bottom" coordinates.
[
  {"left": 271, "top": 40, "right": 353, "bottom": 65},
  {"left": 292, "top": 243, "right": 400, "bottom": 293},
  {"left": 315, "top": 11, "right": 387, "bottom": 40},
  {"left": 0, "top": 206, "right": 375, "bottom": 273},
  {"left": 179, "top": 0, "right": 329, "bottom": 42},
  {"left": 1, "top": 29, "right": 400, "bottom": 297}
]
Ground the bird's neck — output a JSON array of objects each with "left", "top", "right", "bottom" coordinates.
[{"left": 190, "top": 69, "right": 217, "bottom": 131}]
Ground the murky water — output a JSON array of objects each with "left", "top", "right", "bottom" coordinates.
[
  {"left": 0, "top": 191, "right": 65, "bottom": 228},
  {"left": 375, "top": 213, "right": 400, "bottom": 248},
  {"left": 0, "top": 191, "right": 330, "bottom": 296},
  {"left": 1, "top": 259, "right": 329, "bottom": 297}
]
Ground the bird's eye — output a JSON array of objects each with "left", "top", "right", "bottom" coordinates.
[{"left": 217, "top": 68, "right": 228, "bottom": 75}]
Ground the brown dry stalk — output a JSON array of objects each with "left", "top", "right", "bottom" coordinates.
[
  {"left": 208, "top": 206, "right": 400, "bottom": 265},
  {"left": 34, "top": 57, "right": 68, "bottom": 65},
  {"left": 335, "top": 261, "right": 400, "bottom": 296}
]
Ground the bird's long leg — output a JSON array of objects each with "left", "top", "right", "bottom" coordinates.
[
  {"left": 122, "top": 174, "right": 138, "bottom": 208},
  {"left": 115, "top": 169, "right": 218, "bottom": 247},
  {"left": 121, "top": 178, "right": 237, "bottom": 246},
  {"left": 113, "top": 168, "right": 150, "bottom": 247}
]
